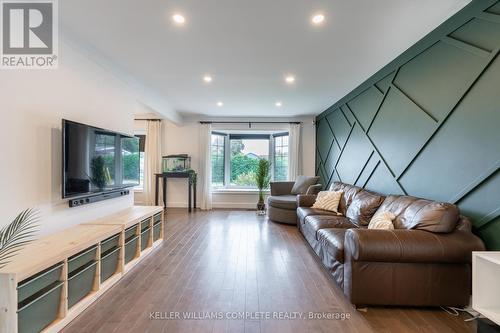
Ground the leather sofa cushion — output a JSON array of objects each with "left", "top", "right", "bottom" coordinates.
[
  {"left": 268, "top": 195, "right": 297, "bottom": 210},
  {"left": 376, "top": 195, "right": 459, "bottom": 233},
  {"left": 329, "top": 182, "right": 362, "bottom": 215},
  {"left": 318, "top": 228, "right": 347, "bottom": 263},
  {"left": 345, "top": 228, "right": 485, "bottom": 264},
  {"left": 297, "top": 194, "right": 317, "bottom": 208},
  {"left": 346, "top": 190, "right": 385, "bottom": 226},
  {"left": 297, "top": 207, "right": 339, "bottom": 224},
  {"left": 303, "top": 215, "right": 356, "bottom": 241}
]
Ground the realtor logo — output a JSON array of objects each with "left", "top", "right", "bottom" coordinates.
[{"left": 1, "top": 0, "right": 58, "bottom": 69}]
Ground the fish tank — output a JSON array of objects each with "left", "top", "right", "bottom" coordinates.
[{"left": 162, "top": 154, "right": 191, "bottom": 173}]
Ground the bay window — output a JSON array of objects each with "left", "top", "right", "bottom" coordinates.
[{"left": 211, "top": 132, "right": 289, "bottom": 188}]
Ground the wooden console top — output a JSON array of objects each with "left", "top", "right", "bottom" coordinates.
[
  {"left": 0, "top": 206, "right": 163, "bottom": 280},
  {"left": 83, "top": 206, "right": 163, "bottom": 228},
  {"left": 0, "top": 224, "right": 121, "bottom": 281}
]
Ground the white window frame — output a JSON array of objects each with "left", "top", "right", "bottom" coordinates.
[
  {"left": 210, "top": 131, "right": 289, "bottom": 190},
  {"left": 272, "top": 132, "right": 289, "bottom": 182},
  {"left": 134, "top": 130, "right": 146, "bottom": 192}
]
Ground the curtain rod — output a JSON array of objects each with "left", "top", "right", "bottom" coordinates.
[
  {"left": 199, "top": 121, "right": 301, "bottom": 124},
  {"left": 134, "top": 118, "right": 162, "bottom": 121}
]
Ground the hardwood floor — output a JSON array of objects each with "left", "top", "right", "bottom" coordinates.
[{"left": 61, "top": 209, "right": 475, "bottom": 333}]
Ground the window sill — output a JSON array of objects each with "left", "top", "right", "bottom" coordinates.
[{"left": 211, "top": 188, "right": 270, "bottom": 195}]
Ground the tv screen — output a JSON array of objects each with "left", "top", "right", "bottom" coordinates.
[{"left": 62, "top": 119, "right": 140, "bottom": 199}]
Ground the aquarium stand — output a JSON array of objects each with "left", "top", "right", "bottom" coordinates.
[{"left": 155, "top": 172, "right": 196, "bottom": 212}]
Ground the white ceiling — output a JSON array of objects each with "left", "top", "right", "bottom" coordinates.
[{"left": 61, "top": 0, "right": 470, "bottom": 119}]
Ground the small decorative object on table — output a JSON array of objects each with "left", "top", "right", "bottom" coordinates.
[
  {"left": 155, "top": 156, "right": 197, "bottom": 212},
  {"left": 255, "top": 159, "right": 270, "bottom": 215},
  {"left": 162, "top": 154, "right": 191, "bottom": 174}
]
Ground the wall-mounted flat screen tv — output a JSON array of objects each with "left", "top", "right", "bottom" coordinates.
[{"left": 62, "top": 119, "right": 140, "bottom": 199}]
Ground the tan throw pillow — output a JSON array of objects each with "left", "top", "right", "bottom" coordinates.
[
  {"left": 368, "top": 211, "right": 396, "bottom": 230},
  {"left": 312, "top": 191, "right": 343, "bottom": 214}
]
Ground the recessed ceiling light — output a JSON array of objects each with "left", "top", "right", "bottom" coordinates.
[
  {"left": 285, "top": 75, "right": 296, "bottom": 84},
  {"left": 217, "top": 101, "right": 223, "bottom": 107},
  {"left": 312, "top": 14, "right": 325, "bottom": 25},
  {"left": 172, "top": 14, "right": 186, "bottom": 25},
  {"left": 203, "top": 75, "right": 213, "bottom": 83},
  {"left": 275, "top": 101, "right": 283, "bottom": 107}
]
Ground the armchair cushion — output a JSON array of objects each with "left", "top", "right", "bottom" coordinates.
[
  {"left": 267, "top": 195, "right": 297, "bottom": 210},
  {"left": 291, "top": 176, "right": 320, "bottom": 195},
  {"left": 344, "top": 228, "right": 485, "bottom": 264}
]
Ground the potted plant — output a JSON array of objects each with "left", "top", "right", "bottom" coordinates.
[
  {"left": 255, "top": 159, "right": 270, "bottom": 214},
  {"left": 0, "top": 209, "right": 39, "bottom": 269}
]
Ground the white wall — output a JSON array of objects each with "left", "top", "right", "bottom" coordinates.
[
  {"left": 0, "top": 40, "right": 145, "bottom": 235},
  {"left": 135, "top": 117, "right": 316, "bottom": 209},
  {"left": 0, "top": 34, "right": 317, "bottom": 234}
]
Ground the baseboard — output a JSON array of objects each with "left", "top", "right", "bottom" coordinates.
[
  {"left": 212, "top": 202, "right": 256, "bottom": 209},
  {"left": 142, "top": 201, "right": 257, "bottom": 209},
  {"left": 166, "top": 202, "right": 190, "bottom": 208}
]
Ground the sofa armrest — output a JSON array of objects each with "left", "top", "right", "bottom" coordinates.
[
  {"left": 306, "top": 184, "right": 322, "bottom": 195},
  {"left": 270, "top": 181, "right": 295, "bottom": 196},
  {"left": 297, "top": 194, "right": 317, "bottom": 208},
  {"left": 344, "top": 229, "right": 485, "bottom": 264}
]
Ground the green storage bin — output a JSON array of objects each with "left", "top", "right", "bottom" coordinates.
[
  {"left": 68, "top": 261, "right": 97, "bottom": 308},
  {"left": 125, "top": 225, "right": 137, "bottom": 241},
  {"left": 141, "top": 228, "right": 151, "bottom": 251},
  {"left": 68, "top": 246, "right": 97, "bottom": 275},
  {"left": 17, "top": 281, "right": 63, "bottom": 333},
  {"left": 141, "top": 218, "right": 150, "bottom": 231},
  {"left": 125, "top": 236, "right": 139, "bottom": 264},
  {"left": 101, "top": 234, "right": 120, "bottom": 254},
  {"left": 153, "top": 222, "right": 161, "bottom": 242},
  {"left": 153, "top": 213, "right": 162, "bottom": 224},
  {"left": 17, "top": 263, "right": 63, "bottom": 304},
  {"left": 100, "top": 247, "right": 120, "bottom": 283}
]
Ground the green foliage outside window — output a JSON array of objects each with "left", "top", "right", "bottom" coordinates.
[{"left": 230, "top": 153, "right": 261, "bottom": 186}]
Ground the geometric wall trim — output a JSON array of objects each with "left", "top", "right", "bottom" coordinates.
[
  {"left": 347, "top": 87, "right": 384, "bottom": 131},
  {"left": 367, "top": 87, "right": 437, "bottom": 176},
  {"left": 315, "top": 0, "right": 500, "bottom": 249}
]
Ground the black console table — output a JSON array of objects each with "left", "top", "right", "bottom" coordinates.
[{"left": 155, "top": 172, "right": 197, "bottom": 212}]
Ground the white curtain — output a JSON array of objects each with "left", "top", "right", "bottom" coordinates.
[
  {"left": 143, "top": 120, "right": 162, "bottom": 206},
  {"left": 288, "top": 123, "right": 301, "bottom": 180},
  {"left": 199, "top": 123, "right": 213, "bottom": 210}
]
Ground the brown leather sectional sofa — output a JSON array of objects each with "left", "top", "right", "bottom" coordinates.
[{"left": 297, "top": 181, "right": 485, "bottom": 307}]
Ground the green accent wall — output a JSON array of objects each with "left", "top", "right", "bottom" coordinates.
[{"left": 315, "top": 0, "right": 500, "bottom": 250}]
